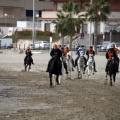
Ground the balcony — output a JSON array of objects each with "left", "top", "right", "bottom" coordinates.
[
  {"left": 40, "top": 10, "right": 86, "bottom": 20},
  {"left": 50, "top": 0, "right": 89, "bottom": 2},
  {"left": 0, "top": 18, "right": 15, "bottom": 26}
]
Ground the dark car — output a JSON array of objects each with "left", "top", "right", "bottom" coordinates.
[{"left": 6, "top": 45, "right": 13, "bottom": 49}]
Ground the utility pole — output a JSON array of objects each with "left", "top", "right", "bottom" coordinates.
[
  {"left": 89, "top": 0, "right": 93, "bottom": 46},
  {"left": 32, "top": 0, "right": 35, "bottom": 48}
]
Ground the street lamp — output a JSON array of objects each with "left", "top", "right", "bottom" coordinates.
[
  {"left": 4, "top": 13, "right": 8, "bottom": 27},
  {"left": 32, "top": 0, "right": 35, "bottom": 48},
  {"left": 36, "top": 14, "right": 39, "bottom": 30},
  {"left": 89, "top": 0, "right": 93, "bottom": 46},
  {"left": 35, "top": 14, "right": 39, "bottom": 41}
]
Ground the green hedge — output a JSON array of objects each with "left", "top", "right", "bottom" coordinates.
[{"left": 5, "top": 30, "right": 60, "bottom": 43}]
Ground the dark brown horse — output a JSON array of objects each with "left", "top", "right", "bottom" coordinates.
[
  {"left": 48, "top": 56, "right": 61, "bottom": 87},
  {"left": 24, "top": 56, "right": 32, "bottom": 72},
  {"left": 105, "top": 57, "right": 118, "bottom": 86}
]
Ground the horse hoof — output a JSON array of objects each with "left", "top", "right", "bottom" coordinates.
[
  {"left": 57, "top": 83, "right": 61, "bottom": 85},
  {"left": 110, "top": 83, "right": 112, "bottom": 86}
]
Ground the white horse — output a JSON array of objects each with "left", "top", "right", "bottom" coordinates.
[
  {"left": 66, "top": 52, "right": 73, "bottom": 79},
  {"left": 77, "top": 51, "right": 86, "bottom": 79},
  {"left": 86, "top": 54, "right": 94, "bottom": 78},
  {"left": 62, "top": 52, "right": 73, "bottom": 79}
]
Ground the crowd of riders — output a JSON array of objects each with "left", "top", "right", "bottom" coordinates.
[{"left": 24, "top": 43, "right": 120, "bottom": 74}]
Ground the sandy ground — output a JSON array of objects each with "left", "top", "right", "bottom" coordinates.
[{"left": 0, "top": 49, "right": 120, "bottom": 120}]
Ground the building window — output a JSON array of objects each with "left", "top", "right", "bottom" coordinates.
[{"left": 26, "top": 10, "right": 33, "bottom": 17}]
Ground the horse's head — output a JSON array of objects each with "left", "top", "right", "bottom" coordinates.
[
  {"left": 66, "top": 53, "right": 71, "bottom": 61},
  {"left": 79, "top": 51, "right": 84, "bottom": 57},
  {"left": 88, "top": 55, "right": 94, "bottom": 64}
]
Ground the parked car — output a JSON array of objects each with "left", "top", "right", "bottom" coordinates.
[
  {"left": 30, "top": 41, "right": 50, "bottom": 49},
  {"left": 97, "top": 41, "right": 111, "bottom": 52},
  {"left": 6, "top": 45, "right": 13, "bottom": 49}
]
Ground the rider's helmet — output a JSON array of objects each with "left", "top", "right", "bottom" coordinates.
[
  {"left": 53, "top": 44, "right": 57, "bottom": 50},
  {"left": 111, "top": 44, "right": 115, "bottom": 48},
  {"left": 26, "top": 47, "right": 31, "bottom": 52},
  {"left": 65, "top": 47, "right": 70, "bottom": 52},
  {"left": 78, "top": 47, "right": 82, "bottom": 50},
  {"left": 90, "top": 46, "right": 93, "bottom": 49}
]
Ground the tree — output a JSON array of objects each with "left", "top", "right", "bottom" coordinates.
[
  {"left": 54, "top": 0, "right": 83, "bottom": 50},
  {"left": 53, "top": 12, "right": 69, "bottom": 47},
  {"left": 84, "top": 0, "right": 111, "bottom": 54}
]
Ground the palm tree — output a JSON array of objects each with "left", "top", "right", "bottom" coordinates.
[
  {"left": 54, "top": 0, "right": 83, "bottom": 50},
  {"left": 84, "top": 0, "right": 111, "bottom": 54},
  {"left": 53, "top": 12, "right": 69, "bottom": 47}
]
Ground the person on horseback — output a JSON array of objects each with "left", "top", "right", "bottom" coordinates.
[
  {"left": 105, "top": 47, "right": 118, "bottom": 72},
  {"left": 75, "top": 46, "right": 87, "bottom": 68},
  {"left": 63, "top": 47, "right": 75, "bottom": 71},
  {"left": 24, "top": 47, "right": 34, "bottom": 65},
  {"left": 112, "top": 44, "right": 120, "bottom": 72},
  {"left": 86, "top": 46, "right": 97, "bottom": 72},
  {"left": 46, "top": 44, "right": 62, "bottom": 75}
]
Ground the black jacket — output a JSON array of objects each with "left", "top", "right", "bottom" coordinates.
[{"left": 50, "top": 48, "right": 62, "bottom": 58}]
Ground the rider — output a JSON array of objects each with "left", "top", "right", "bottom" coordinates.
[
  {"left": 46, "top": 44, "right": 62, "bottom": 75},
  {"left": 75, "top": 46, "right": 87, "bottom": 68},
  {"left": 105, "top": 47, "right": 118, "bottom": 72},
  {"left": 86, "top": 46, "right": 97, "bottom": 72},
  {"left": 63, "top": 47, "right": 75, "bottom": 71},
  {"left": 112, "top": 44, "right": 120, "bottom": 72},
  {"left": 24, "top": 47, "right": 34, "bottom": 65}
]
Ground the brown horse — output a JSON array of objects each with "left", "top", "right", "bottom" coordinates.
[{"left": 105, "top": 57, "right": 118, "bottom": 86}]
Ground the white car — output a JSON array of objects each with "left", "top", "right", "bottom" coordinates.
[{"left": 30, "top": 41, "right": 50, "bottom": 49}]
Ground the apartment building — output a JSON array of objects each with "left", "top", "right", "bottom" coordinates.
[
  {"left": 40, "top": 0, "right": 120, "bottom": 34},
  {"left": 0, "top": 0, "right": 53, "bottom": 27}
]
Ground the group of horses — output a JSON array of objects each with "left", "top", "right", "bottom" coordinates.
[
  {"left": 47, "top": 52, "right": 96, "bottom": 87},
  {"left": 24, "top": 51, "right": 118, "bottom": 87}
]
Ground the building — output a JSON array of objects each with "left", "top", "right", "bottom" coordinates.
[
  {"left": 40, "top": 0, "right": 120, "bottom": 34},
  {"left": 0, "top": 0, "right": 53, "bottom": 27}
]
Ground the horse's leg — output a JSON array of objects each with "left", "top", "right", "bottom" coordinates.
[
  {"left": 83, "top": 66, "right": 85, "bottom": 74},
  {"left": 53, "top": 74, "right": 56, "bottom": 86},
  {"left": 113, "top": 73, "right": 116, "bottom": 82},
  {"left": 28, "top": 66, "right": 29, "bottom": 72},
  {"left": 25, "top": 64, "right": 27, "bottom": 71},
  {"left": 56, "top": 75, "right": 60, "bottom": 85},
  {"left": 49, "top": 74, "right": 53, "bottom": 87},
  {"left": 110, "top": 74, "right": 112, "bottom": 86},
  {"left": 87, "top": 66, "right": 90, "bottom": 77},
  {"left": 104, "top": 72, "right": 108, "bottom": 85},
  {"left": 92, "top": 65, "right": 94, "bottom": 75}
]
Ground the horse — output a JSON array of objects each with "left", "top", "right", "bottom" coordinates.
[
  {"left": 105, "top": 57, "right": 118, "bottom": 86},
  {"left": 48, "top": 56, "right": 61, "bottom": 87},
  {"left": 24, "top": 55, "right": 32, "bottom": 72},
  {"left": 86, "top": 54, "right": 94, "bottom": 78},
  {"left": 77, "top": 51, "right": 86, "bottom": 79},
  {"left": 65, "top": 52, "right": 73, "bottom": 79},
  {"left": 62, "top": 52, "right": 73, "bottom": 79}
]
